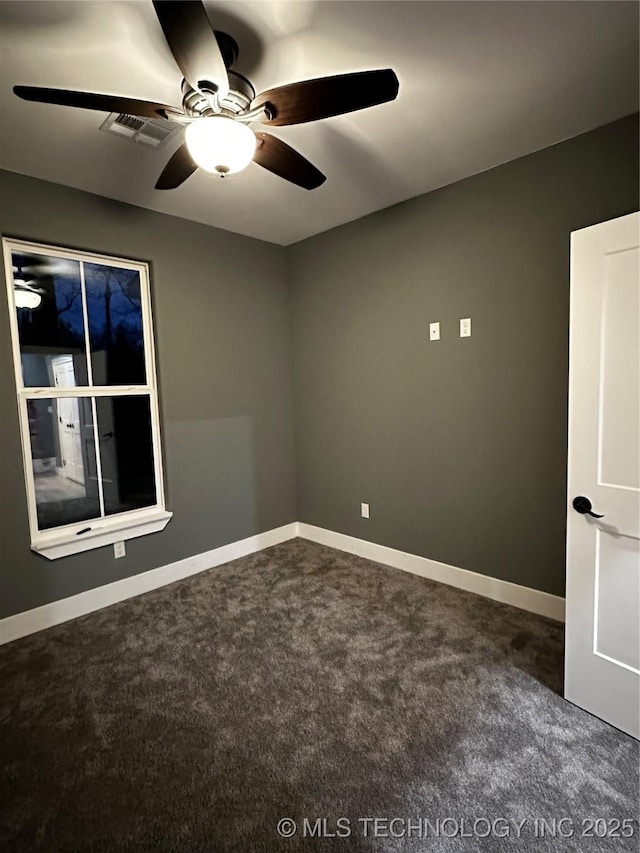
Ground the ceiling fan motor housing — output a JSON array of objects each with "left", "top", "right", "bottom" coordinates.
[
  {"left": 213, "top": 30, "right": 239, "bottom": 71},
  {"left": 181, "top": 70, "right": 255, "bottom": 118}
]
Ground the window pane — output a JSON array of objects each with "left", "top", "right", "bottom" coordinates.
[
  {"left": 84, "top": 263, "right": 146, "bottom": 386},
  {"left": 28, "top": 397, "right": 101, "bottom": 530},
  {"left": 13, "top": 251, "right": 89, "bottom": 387},
  {"left": 96, "top": 396, "right": 156, "bottom": 515}
]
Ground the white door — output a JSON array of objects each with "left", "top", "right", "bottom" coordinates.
[
  {"left": 565, "top": 212, "right": 639, "bottom": 739},
  {"left": 52, "top": 356, "right": 85, "bottom": 486}
]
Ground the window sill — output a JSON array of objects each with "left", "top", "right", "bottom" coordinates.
[{"left": 31, "top": 510, "right": 173, "bottom": 560}]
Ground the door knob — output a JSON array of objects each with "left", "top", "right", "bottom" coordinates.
[{"left": 572, "top": 496, "right": 604, "bottom": 518}]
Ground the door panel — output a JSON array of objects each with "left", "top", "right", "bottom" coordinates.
[
  {"left": 595, "top": 531, "right": 639, "bottom": 671},
  {"left": 598, "top": 249, "right": 639, "bottom": 489}
]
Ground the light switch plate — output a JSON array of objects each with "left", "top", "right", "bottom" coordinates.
[
  {"left": 114, "top": 541, "right": 126, "bottom": 559},
  {"left": 460, "top": 318, "right": 471, "bottom": 337},
  {"left": 361, "top": 502, "right": 370, "bottom": 519},
  {"left": 429, "top": 322, "right": 440, "bottom": 341}
]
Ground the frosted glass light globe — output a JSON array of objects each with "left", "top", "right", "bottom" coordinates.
[
  {"left": 185, "top": 116, "right": 256, "bottom": 176},
  {"left": 15, "top": 289, "right": 41, "bottom": 309}
]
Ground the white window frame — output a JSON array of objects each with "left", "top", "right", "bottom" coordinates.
[{"left": 3, "top": 236, "right": 172, "bottom": 559}]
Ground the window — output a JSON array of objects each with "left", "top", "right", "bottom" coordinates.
[{"left": 3, "top": 237, "right": 171, "bottom": 559}]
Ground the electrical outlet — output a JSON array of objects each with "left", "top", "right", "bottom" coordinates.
[
  {"left": 460, "top": 318, "right": 471, "bottom": 337},
  {"left": 114, "top": 541, "right": 126, "bottom": 559},
  {"left": 429, "top": 322, "right": 440, "bottom": 341},
  {"left": 361, "top": 502, "right": 370, "bottom": 519}
]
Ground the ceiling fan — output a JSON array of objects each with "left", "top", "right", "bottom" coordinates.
[
  {"left": 13, "top": 0, "right": 399, "bottom": 191},
  {"left": 12, "top": 263, "right": 46, "bottom": 309}
]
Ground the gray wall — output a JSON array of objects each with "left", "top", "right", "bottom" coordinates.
[
  {"left": 289, "top": 114, "right": 639, "bottom": 598},
  {"left": 0, "top": 170, "right": 297, "bottom": 618}
]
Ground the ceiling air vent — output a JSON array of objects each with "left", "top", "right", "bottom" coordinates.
[{"left": 100, "top": 112, "right": 180, "bottom": 148}]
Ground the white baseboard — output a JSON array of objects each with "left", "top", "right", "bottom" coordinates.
[
  {"left": 0, "top": 523, "right": 298, "bottom": 645},
  {"left": 298, "top": 523, "right": 565, "bottom": 622},
  {"left": 0, "top": 520, "right": 565, "bottom": 645}
]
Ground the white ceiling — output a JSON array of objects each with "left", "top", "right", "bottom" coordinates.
[{"left": 0, "top": 1, "right": 638, "bottom": 246}]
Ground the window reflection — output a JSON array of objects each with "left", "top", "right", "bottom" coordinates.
[
  {"left": 14, "top": 252, "right": 148, "bottom": 389},
  {"left": 28, "top": 394, "right": 157, "bottom": 529},
  {"left": 85, "top": 263, "right": 146, "bottom": 385},
  {"left": 96, "top": 396, "right": 156, "bottom": 515},
  {"left": 14, "top": 252, "right": 89, "bottom": 388},
  {"left": 29, "top": 397, "right": 100, "bottom": 530}
]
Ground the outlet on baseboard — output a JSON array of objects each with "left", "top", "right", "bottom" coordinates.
[
  {"left": 114, "top": 541, "right": 126, "bottom": 559},
  {"left": 361, "top": 502, "right": 370, "bottom": 519}
]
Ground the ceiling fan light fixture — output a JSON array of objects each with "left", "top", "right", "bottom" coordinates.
[
  {"left": 15, "top": 288, "right": 42, "bottom": 309},
  {"left": 185, "top": 116, "right": 256, "bottom": 176}
]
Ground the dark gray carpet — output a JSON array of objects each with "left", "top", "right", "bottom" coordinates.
[{"left": 1, "top": 538, "right": 638, "bottom": 852}]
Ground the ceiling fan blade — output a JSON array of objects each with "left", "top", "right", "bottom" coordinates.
[
  {"left": 16, "top": 282, "right": 45, "bottom": 293},
  {"left": 152, "top": 1, "right": 229, "bottom": 101},
  {"left": 251, "top": 69, "right": 399, "bottom": 127},
  {"left": 13, "top": 86, "right": 183, "bottom": 119},
  {"left": 253, "top": 133, "right": 325, "bottom": 190},
  {"left": 155, "top": 144, "right": 197, "bottom": 190}
]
